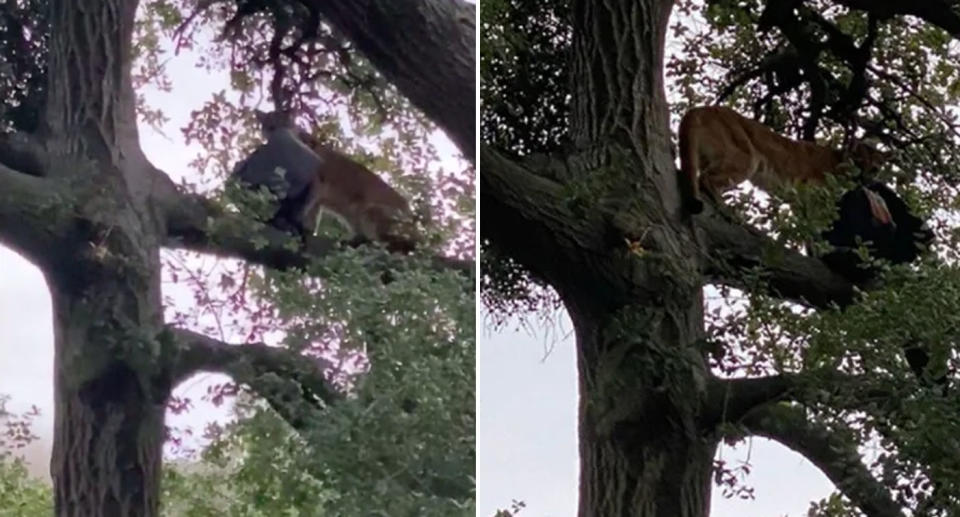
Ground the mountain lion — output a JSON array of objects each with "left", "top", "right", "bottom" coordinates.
[{"left": 677, "top": 106, "right": 890, "bottom": 222}]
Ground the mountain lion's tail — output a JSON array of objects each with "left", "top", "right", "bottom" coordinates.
[{"left": 678, "top": 112, "right": 704, "bottom": 214}]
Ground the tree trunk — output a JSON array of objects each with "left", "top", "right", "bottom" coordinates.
[
  {"left": 572, "top": 297, "right": 714, "bottom": 517},
  {"left": 563, "top": 1, "right": 720, "bottom": 515},
  {"left": 41, "top": 1, "right": 172, "bottom": 515},
  {"left": 50, "top": 311, "right": 167, "bottom": 516}
]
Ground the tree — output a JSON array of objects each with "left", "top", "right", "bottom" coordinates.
[
  {"left": 0, "top": 0, "right": 475, "bottom": 515},
  {"left": 481, "top": 0, "right": 960, "bottom": 515}
]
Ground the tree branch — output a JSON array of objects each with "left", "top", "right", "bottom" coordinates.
[
  {"left": 0, "top": 131, "right": 46, "bottom": 177},
  {"left": 170, "top": 327, "right": 339, "bottom": 428},
  {"left": 480, "top": 145, "right": 627, "bottom": 304},
  {"left": 704, "top": 374, "right": 791, "bottom": 425},
  {"left": 704, "top": 370, "right": 896, "bottom": 425},
  {"left": 300, "top": 0, "right": 475, "bottom": 162},
  {"left": 484, "top": 145, "right": 858, "bottom": 309},
  {"left": 169, "top": 327, "right": 472, "bottom": 500},
  {"left": 758, "top": 0, "right": 831, "bottom": 139},
  {"left": 742, "top": 403, "right": 905, "bottom": 517},
  {"left": 157, "top": 182, "right": 473, "bottom": 277},
  {"left": 698, "top": 212, "right": 857, "bottom": 309},
  {"left": 0, "top": 159, "right": 71, "bottom": 261},
  {"left": 716, "top": 47, "right": 799, "bottom": 105}
]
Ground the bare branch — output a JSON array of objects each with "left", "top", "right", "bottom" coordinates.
[
  {"left": 743, "top": 404, "right": 905, "bottom": 517},
  {"left": 704, "top": 371, "right": 896, "bottom": 425},
  {"left": 704, "top": 374, "right": 791, "bottom": 425},
  {"left": 300, "top": 0, "right": 475, "bottom": 162}
]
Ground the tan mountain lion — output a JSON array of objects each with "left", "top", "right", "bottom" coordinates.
[{"left": 677, "top": 106, "right": 891, "bottom": 223}]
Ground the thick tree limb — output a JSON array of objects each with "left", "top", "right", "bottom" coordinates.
[
  {"left": 161, "top": 189, "right": 330, "bottom": 268},
  {"left": 703, "top": 371, "right": 895, "bottom": 425},
  {"left": 158, "top": 184, "right": 473, "bottom": 277},
  {"left": 301, "top": 0, "right": 476, "bottom": 162},
  {"left": 743, "top": 404, "right": 905, "bottom": 517},
  {"left": 699, "top": 213, "right": 857, "bottom": 309},
  {"left": 484, "top": 144, "right": 857, "bottom": 308},
  {"left": 0, "top": 160, "right": 71, "bottom": 261},
  {"left": 170, "top": 327, "right": 338, "bottom": 428},
  {"left": 0, "top": 131, "right": 46, "bottom": 177},
  {"left": 480, "top": 145, "right": 629, "bottom": 304},
  {"left": 704, "top": 374, "right": 791, "bottom": 425},
  {"left": 169, "top": 327, "right": 472, "bottom": 500}
]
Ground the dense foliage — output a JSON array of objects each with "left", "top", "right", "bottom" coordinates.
[{"left": 479, "top": 0, "right": 568, "bottom": 327}]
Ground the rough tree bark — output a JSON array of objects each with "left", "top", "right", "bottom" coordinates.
[
  {"left": 0, "top": 0, "right": 475, "bottom": 515},
  {"left": 566, "top": 1, "right": 716, "bottom": 515},
  {"left": 41, "top": 2, "right": 169, "bottom": 514},
  {"left": 480, "top": 0, "right": 905, "bottom": 516}
]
